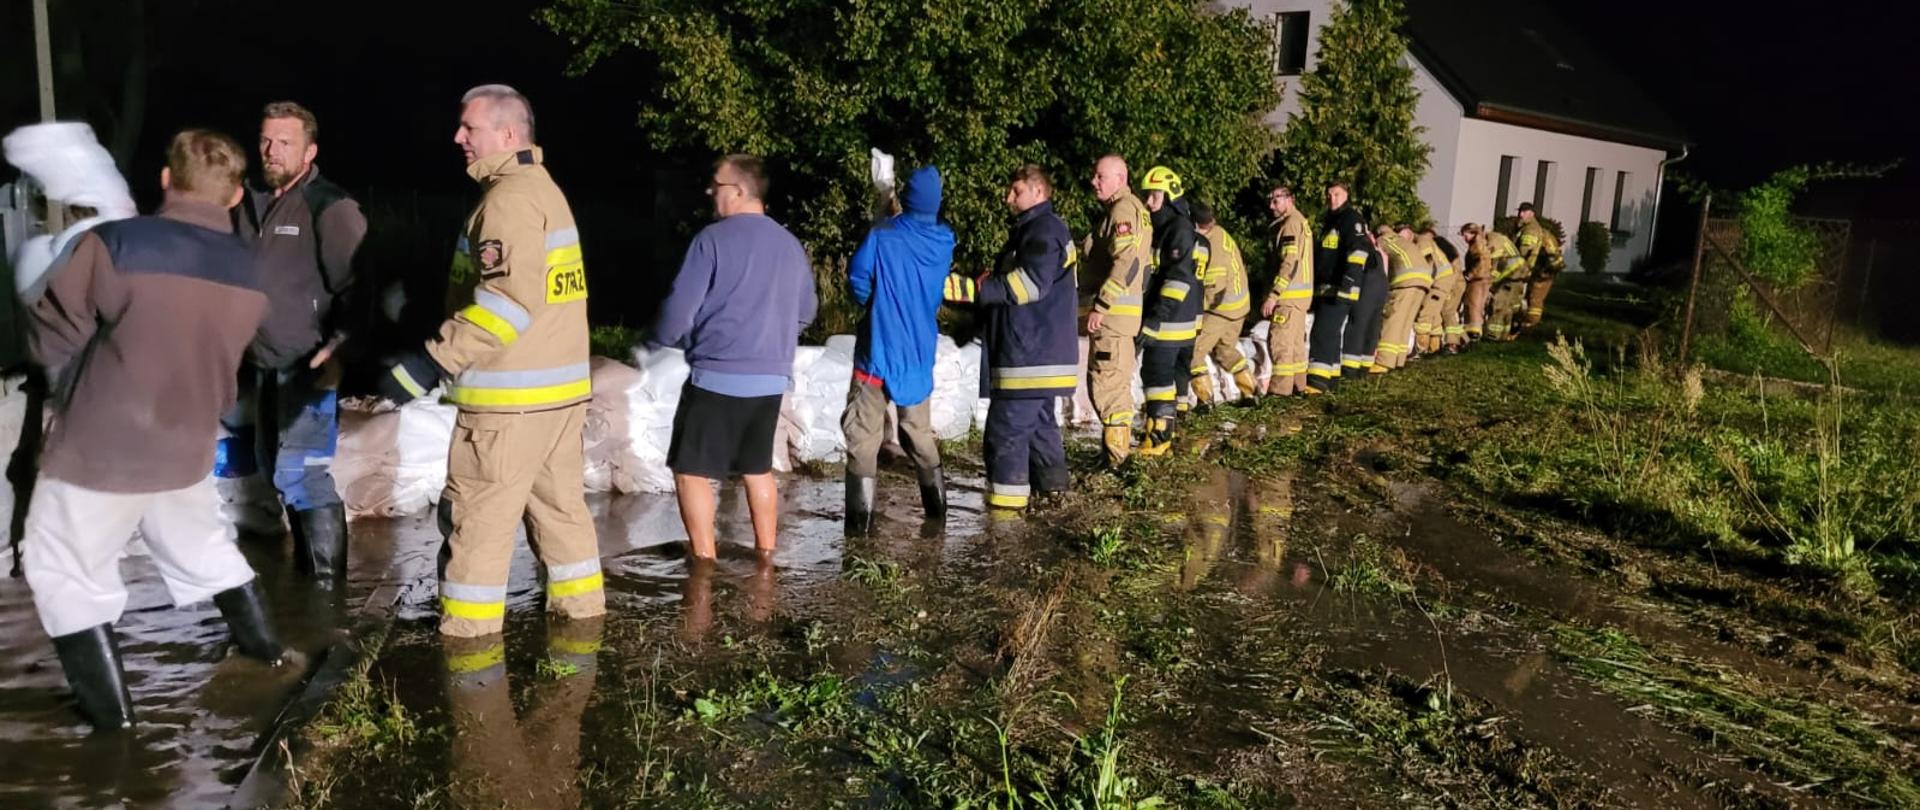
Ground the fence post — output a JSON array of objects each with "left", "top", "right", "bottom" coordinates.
[
  {"left": 1858, "top": 237, "right": 1877, "bottom": 326},
  {"left": 1678, "top": 194, "right": 1711, "bottom": 361}
]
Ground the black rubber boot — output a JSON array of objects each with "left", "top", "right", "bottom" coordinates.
[
  {"left": 918, "top": 466, "right": 947, "bottom": 522},
  {"left": 51, "top": 624, "right": 136, "bottom": 732},
  {"left": 844, "top": 473, "right": 876, "bottom": 536},
  {"left": 213, "top": 580, "right": 286, "bottom": 665},
  {"left": 290, "top": 504, "right": 348, "bottom": 585}
]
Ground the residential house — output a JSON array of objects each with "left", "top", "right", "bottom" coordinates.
[{"left": 1232, "top": 0, "right": 1689, "bottom": 272}]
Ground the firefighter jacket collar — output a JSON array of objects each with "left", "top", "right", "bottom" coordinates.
[
  {"left": 466, "top": 147, "right": 546, "bottom": 185},
  {"left": 1014, "top": 199, "right": 1057, "bottom": 227}
]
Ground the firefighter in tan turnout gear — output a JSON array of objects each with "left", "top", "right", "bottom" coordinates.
[
  {"left": 1369, "top": 223, "right": 1431, "bottom": 371},
  {"left": 1083, "top": 155, "right": 1153, "bottom": 467},
  {"left": 1262, "top": 186, "right": 1312, "bottom": 396},
  {"left": 377, "top": 85, "right": 605, "bottom": 637},
  {"left": 1189, "top": 202, "right": 1257, "bottom": 407},
  {"left": 1516, "top": 202, "right": 1564, "bottom": 329}
]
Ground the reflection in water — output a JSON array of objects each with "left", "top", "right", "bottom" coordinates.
[
  {"left": 680, "top": 552, "right": 779, "bottom": 644},
  {"left": 1240, "top": 471, "right": 1298, "bottom": 596},
  {"left": 1179, "top": 469, "right": 1234, "bottom": 591},
  {"left": 444, "top": 617, "right": 603, "bottom": 810}
]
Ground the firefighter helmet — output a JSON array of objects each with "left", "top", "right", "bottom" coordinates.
[{"left": 1141, "top": 166, "right": 1184, "bottom": 200}]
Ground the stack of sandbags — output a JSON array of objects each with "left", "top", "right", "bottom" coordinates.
[
  {"left": 926, "top": 336, "right": 983, "bottom": 440},
  {"left": 333, "top": 395, "right": 457, "bottom": 518},
  {"left": 786, "top": 336, "right": 855, "bottom": 463}
]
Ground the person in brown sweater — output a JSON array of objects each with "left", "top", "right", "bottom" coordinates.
[{"left": 21, "top": 129, "right": 289, "bottom": 734}]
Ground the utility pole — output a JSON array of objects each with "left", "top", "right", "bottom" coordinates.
[{"left": 32, "top": 0, "right": 65, "bottom": 232}]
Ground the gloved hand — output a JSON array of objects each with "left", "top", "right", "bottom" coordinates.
[
  {"left": 943, "top": 273, "right": 978, "bottom": 304},
  {"left": 376, "top": 348, "right": 447, "bottom": 405}
]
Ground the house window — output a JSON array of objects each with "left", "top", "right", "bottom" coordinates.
[
  {"left": 1610, "top": 171, "right": 1631, "bottom": 232},
  {"left": 1532, "top": 161, "right": 1557, "bottom": 217},
  {"left": 1580, "top": 167, "right": 1599, "bottom": 224},
  {"left": 1272, "top": 12, "right": 1309, "bottom": 77},
  {"left": 1494, "top": 155, "right": 1517, "bottom": 220}
]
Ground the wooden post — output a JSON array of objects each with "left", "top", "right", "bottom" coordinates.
[
  {"left": 1678, "top": 194, "right": 1711, "bottom": 361},
  {"left": 31, "top": 0, "right": 65, "bottom": 233}
]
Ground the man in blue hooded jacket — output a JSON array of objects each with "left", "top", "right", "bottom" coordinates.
[{"left": 842, "top": 166, "right": 954, "bottom": 534}]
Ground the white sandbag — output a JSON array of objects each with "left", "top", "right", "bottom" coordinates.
[
  {"left": 927, "top": 337, "right": 981, "bottom": 439},
  {"left": 334, "top": 395, "right": 456, "bottom": 518},
  {"left": 3, "top": 123, "right": 137, "bottom": 294},
  {"left": 614, "top": 345, "right": 692, "bottom": 493},
  {"left": 787, "top": 339, "right": 854, "bottom": 463}
]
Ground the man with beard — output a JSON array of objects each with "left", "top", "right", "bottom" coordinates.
[{"left": 232, "top": 101, "right": 367, "bottom": 586}]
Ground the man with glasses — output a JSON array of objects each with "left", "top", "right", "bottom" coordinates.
[{"left": 652, "top": 154, "right": 817, "bottom": 560}]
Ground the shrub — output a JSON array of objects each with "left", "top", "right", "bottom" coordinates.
[{"left": 1576, "top": 221, "right": 1613, "bottom": 274}]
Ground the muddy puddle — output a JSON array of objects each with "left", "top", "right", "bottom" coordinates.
[{"left": 0, "top": 510, "right": 434, "bottom": 810}]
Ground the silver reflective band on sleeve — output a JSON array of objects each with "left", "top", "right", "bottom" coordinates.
[
  {"left": 472, "top": 289, "right": 533, "bottom": 334},
  {"left": 545, "top": 227, "right": 581, "bottom": 249},
  {"left": 456, "top": 362, "right": 593, "bottom": 390},
  {"left": 391, "top": 366, "right": 428, "bottom": 398}
]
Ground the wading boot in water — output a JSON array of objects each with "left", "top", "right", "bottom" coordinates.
[
  {"left": 918, "top": 466, "right": 947, "bottom": 522},
  {"left": 52, "top": 624, "right": 136, "bottom": 732},
  {"left": 844, "top": 473, "right": 876, "bottom": 536},
  {"left": 290, "top": 504, "right": 348, "bottom": 586},
  {"left": 214, "top": 580, "right": 286, "bottom": 665}
]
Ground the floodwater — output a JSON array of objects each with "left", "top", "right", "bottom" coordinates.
[{"left": 4, "top": 456, "right": 1907, "bottom": 807}]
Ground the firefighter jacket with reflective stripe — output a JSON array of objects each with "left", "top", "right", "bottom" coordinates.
[
  {"left": 1266, "top": 208, "right": 1314, "bottom": 305},
  {"left": 1417, "top": 233, "right": 1461, "bottom": 293},
  {"left": 1517, "top": 220, "right": 1562, "bottom": 278},
  {"left": 1085, "top": 191, "right": 1152, "bottom": 336},
  {"left": 1484, "top": 231, "right": 1525, "bottom": 283},
  {"left": 976, "top": 200, "right": 1080, "bottom": 399},
  {"left": 1142, "top": 199, "right": 1200, "bottom": 347},
  {"left": 1377, "top": 230, "right": 1431, "bottom": 290},
  {"left": 427, "top": 147, "right": 590, "bottom": 413},
  {"left": 1198, "top": 225, "right": 1250, "bottom": 318},
  {"left": 1316, "top": 203, "right": 1372, "bottom": 301}
]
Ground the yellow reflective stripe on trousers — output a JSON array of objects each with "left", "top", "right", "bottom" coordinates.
[
  {"left": 442, "top": 596, "right": 506, "bottom": 620},
  {"left": 1144, "top": 385, "right": 1177, "bottom": 402},
  {"left": 1143, "top": 320, "right": 1199, "bottom": 341},
  {"left": 1103, "top": 410, "right": 1135, "bottom": 426},
  {"left": 988, "top": 482, "right": 1031, "bottom": 509},
  {"left": 992, "top": 364, "right": 1077, "bottom": 391},
  {"left": 448, "top": 362, "right": 593, "bottom": 408},
  {"left": 547, "top": 558, "right": 603, "bottom": 599}
]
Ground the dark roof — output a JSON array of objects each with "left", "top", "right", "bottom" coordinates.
[{"left": 1401, "top": 0, "right": 1688, "bottom": 151}]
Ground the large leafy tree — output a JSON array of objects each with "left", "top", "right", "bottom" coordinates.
[
  {"left": 540, "top": 0, "right": 1280, "bottom": 265},
  {"left": 1276, "top": 0, "right": 1429, "bottom": 226}
]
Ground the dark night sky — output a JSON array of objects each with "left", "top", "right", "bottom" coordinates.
[{"left": 5, "top": 0, "right": 1919, "bottom": 237}]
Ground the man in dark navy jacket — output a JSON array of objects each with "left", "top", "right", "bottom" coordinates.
[{"left": 944, "top": 164, "right": 1078, "bottom": 512}]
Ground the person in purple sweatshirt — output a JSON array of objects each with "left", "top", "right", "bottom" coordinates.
[{"left": 651, "top": 155, "right": 817, "bottom": 560}]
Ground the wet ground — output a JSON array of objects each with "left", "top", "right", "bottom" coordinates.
[{"left": 7, "top": 431, "right": 1920, "bottom": 808}]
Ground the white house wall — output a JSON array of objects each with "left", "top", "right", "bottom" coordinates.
[
  {"left": 1446, "top": 119, "right": 1665, "bottom": 273},
  {"left": 1223, "top": 0, "right": 1668, "bottom": 273}
]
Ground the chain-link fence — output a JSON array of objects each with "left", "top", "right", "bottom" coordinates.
[{"left": 1680, "top": 198, "right": 1853, "bottom": 360}]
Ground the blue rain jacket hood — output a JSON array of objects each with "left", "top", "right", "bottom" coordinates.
[{"left": 849, "top": 166, "right": 954, "bottom": 406}]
